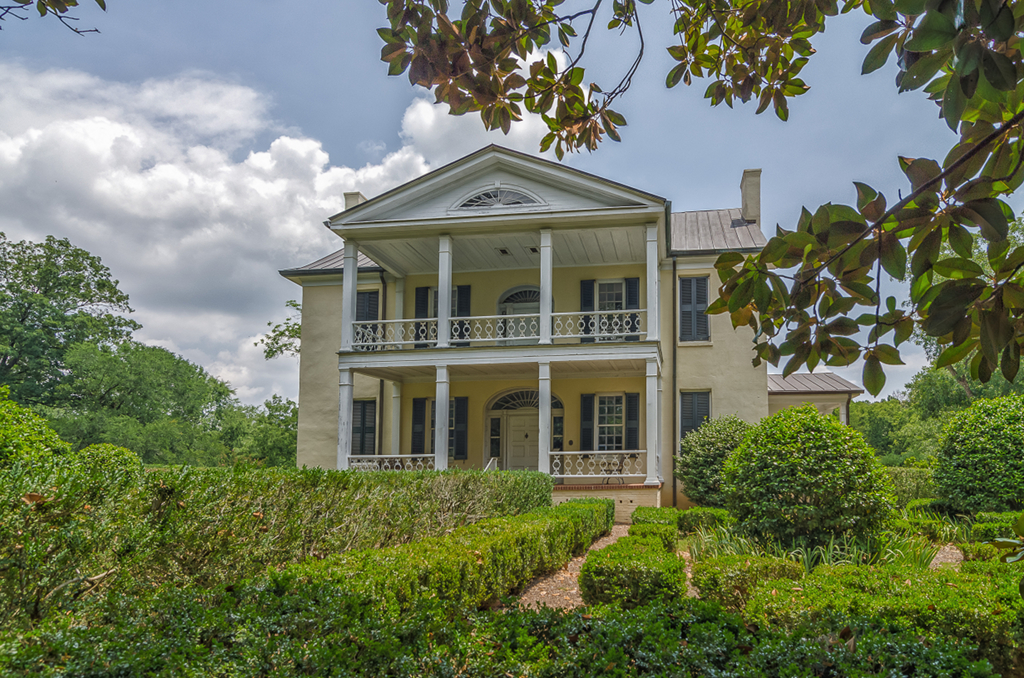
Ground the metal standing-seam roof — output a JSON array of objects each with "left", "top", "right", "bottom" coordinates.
[
  {"left": 669, "top": 208, "right": 767, "bottom": 254},
  {"left": 767, "top": 372, "right": 865, "bottom": 396},
  {"left": 279, "top": 249, "right": 383, "bottom": 278}
]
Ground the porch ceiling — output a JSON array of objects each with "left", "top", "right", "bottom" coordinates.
[
  {"left": 358, "top": 225, "right": 648, "bottom": 276},
  {"left": 353, "top": 356, "right": 652, "bottom": 383}
]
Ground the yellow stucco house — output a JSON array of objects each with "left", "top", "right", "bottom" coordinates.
[{"left": 280, "top": 146, "right": 856, "bottom": 516}]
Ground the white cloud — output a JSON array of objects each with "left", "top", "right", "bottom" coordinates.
[{"left": 0, "top": 63, "right": 548, "bottom": 404}]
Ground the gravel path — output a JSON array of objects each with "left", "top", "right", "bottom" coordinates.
[
  {"left": 516, "top": 525, "right": 630, "bottom": 609},
  {"left": 516, "top": 534, "right": 963, "bottom": 609}
]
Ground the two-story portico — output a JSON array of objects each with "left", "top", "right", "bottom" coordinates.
[{"left": 281, "top": 145, "right": 770, "bottom": 515}]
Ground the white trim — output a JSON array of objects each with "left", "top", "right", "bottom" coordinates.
[
  {"left": 337, "top": 369, "right": 353, "bottom": 470},
  {"left": 339, "top": 341, "right": 662, "bottom": 370},
  {"left": 447, "top": 182, "right": 548, "bottom": 214}
]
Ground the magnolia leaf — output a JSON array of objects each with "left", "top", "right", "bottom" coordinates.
[
  {"left": 880, "top": 233, "right": 908, "bottom": 280},
  {"left": 863, "top": 354, "right": 886, "bottom": 395},
  {"left": 936, "top": 340, "right": 977, "bottom": 368},
  {"left": 860, "top": 20, "right": 900, "bottom": 44},
  {"left": 942, "top": 75, "right": 966, "bottom": 131},
  {"left": 904, "top": 12, "right": 958, "bottom": 52},
  {"left": 1001, "top": 341, "right": 1020, "bottom": 383},
  {"left": 873, "top": 344, "right": 904, "bottom": 365},
  {"left": 1014, "top": 515, "right": 1024, "bottom": 539},
  {"left": 989, "top": 537, "right": 1024, "bottom": 549},
  {"left": 982, "top": 50, "right": 1017, "bottom": 91},
  {"left": 962, "top": 198, "right": 1010, "bottom": 241},
  {"left": 932, "top": 257, "right": 985, "bottom": 279},
  {"left": 862, "top": 34, "right": 899, "bottom": 74}
]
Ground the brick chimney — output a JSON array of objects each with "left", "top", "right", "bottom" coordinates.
[{"left": 740, "top": 169, "right": 761, "bottom": 225}]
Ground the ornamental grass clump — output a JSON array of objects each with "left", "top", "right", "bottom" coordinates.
[
  {"left": 721, "top": 405, "right": 895, "bottom": 549},
  {"left": 674, "top": 415, "right": 750, "bottom": 508},
  {"left": 935, "top": 395, "right": 1024, "bottom": 513}
]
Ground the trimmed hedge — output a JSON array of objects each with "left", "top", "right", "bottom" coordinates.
[
  {"left": 0, "top": 390, "right": 70, "bottom": 466},
  {"left": 630, "top": 505, "right": 678, "bottom": 526},
  {"left": 289, "top": 499, "right": 613, "bottom": 612},
  {"left": 723, "top": 406, "right": 895, "bottom": 548},
  {"left": 627, "top": 523, "right": 678, "bottom": 551},
  {"left": 0, "top": 595, "right": 995, "bottom": 677},
  {"left": 935, "top": 395, "right": 1024, "bottom": 513},
  {"left": 678, "top": 506, "right": 734, "bottom": 534},
  {"left": 691, "top": 554, "right": 803, "bottom": 611},
  {"left": 890, "top": 516, "right": 950, "bottom": 542},
  {"left": 972, "top": 521, "right": 1016, "bottom": 542},
  {"left": 885, "top": 466, "right": 936, "bottom": 506},
  {"left": 906, "top": 497, "right": 942, "bottom": 513},
  {"left": 674, "top": 414, "right": 751, "bottom": 507},
  {"left": 579, "top": 535, "right": 687, "bottom": 608},
  {"left": 745, "top": 563, "right": 1024, "bottom": 674},
  {"left": 0, "top": 464, "right": 556, "bottom": 629},
  {"left": 959, "top": 542, "right": 1000, "bottom": 562}
]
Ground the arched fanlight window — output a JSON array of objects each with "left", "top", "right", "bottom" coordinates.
[
  {"left": 490, "top": 390, "right": 564, "bottom": 411},
  {"left": 500, "top": 288, "right": 541, "bottom": 305},
  {"left": 458, "top": 188, "right": 538, "bottom": 209}
]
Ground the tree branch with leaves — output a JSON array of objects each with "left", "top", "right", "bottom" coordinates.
[{"left": 376, "top": 0, "right": 1024, "bottom": 395}]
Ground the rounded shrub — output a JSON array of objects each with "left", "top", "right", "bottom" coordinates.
[
  {"left": 934, "top": 395, "right": 1024, "bottom": 513},
  {"left": 721, "top": 405, "right": 895, "bottom": 548},
  {"left": 72, "top": 443, "right": 144, "bottom": 489},
  {"left": 674, "top": 415, "right": 751, "bottom": 507},
  {"left": 0, "top": 388, "right": 70, "bottom": 466}
]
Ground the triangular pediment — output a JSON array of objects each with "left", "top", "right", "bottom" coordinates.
[{"left": 329, "top": 146, "right": 664, "bottom": 229}]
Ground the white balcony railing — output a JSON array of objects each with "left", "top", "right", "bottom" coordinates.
[
  {"left": 450, "top": 313, "right": 540, "bottom": 345},
  {"left": 550, "top": 450, "right": 647, "bottom": 479},
  {"left": 348, "top": 455, "right": 436, "bottom": 471},
  {"left": 352, "top": 318, "right": 437, "bottom": 350},
  {"left": 350, "top": 309, "right": 646, "bottom": 351},
  {"left": 551, "top": 310, "right": 646, "bottom": 340}
]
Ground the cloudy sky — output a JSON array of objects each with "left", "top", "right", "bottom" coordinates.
[{"left": 0, "top": 2, "right": 966, "bottom": 403}]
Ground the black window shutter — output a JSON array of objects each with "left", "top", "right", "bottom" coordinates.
[
  {"left": 453, "top": 285, "right": 471, "bottom": 347},
  {"left": 580, "top": 280, "right": 595, "bottom": 344},
  {"left": 363, "top": 401, "right": 376, "bottom": 455},
  {"left": 453, "top": 397, "right": 469, "bottom": 460},
  {"left": 356, "top": 291, "right": 379, "bottom": 322},
  {"left": 625, "top": 278, "right": 641, "bottom": 341},
  {"left": 414, "top": 287, "right": 430, "bottom": 347},
  {"left": 352, "top": 401, "right": 364, "bottom": 455},
  {"left": 679, "top": 278, "right": 694, "bottom": 341},
  {"left": 695, "top": 277, "right": 710, "bottom": 341},
  {"left": 680, "top": 391, "right": 710, "bottom": 437},
  {"left": 625, "top": 393, "right": 640, "bottom": 450},
  {"left": 580, "top": 393, "right": 595, "bottom": 451},
  {"left": 411, "top": 398, "right": 426, "bottom": 455}
]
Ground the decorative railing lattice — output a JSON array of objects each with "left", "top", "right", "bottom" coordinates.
[
  {"left": 348, "top": 455, "right": 436, "bottom": 471},
  {"left": 549, "top": 450, "right": 647, "bottom": 479},
  {"left": 450, "top": 314, "right": 540, "bottom": 344},
  {"left": 352, "top": 319, "right": 437, "bottom": 350},
  {"left": 551, "top": 310, "right": 646, "bottom": 340}
]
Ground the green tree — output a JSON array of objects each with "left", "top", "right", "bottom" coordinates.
[
  {"left": 45, "top": 341, "right": 237, "bottom": 465},
  {"left": 0, "top": 233, "right": 139, "bottom": 406},
  {"left": 376, "top": 1, "right": 1024, "bottom": 394},
  {"left": 233, "top": 395, "right": 298, "bottom": 467},
  {"left": 257, "top": 300, "right": 301, "bottom": 360}
]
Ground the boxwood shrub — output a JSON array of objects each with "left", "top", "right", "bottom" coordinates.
[
  {"left": 674, "top": 415, "right": 751, "bottom": 508},
  {"left": 722, "top": 405, "right": 895, "bottom": 548},
  {"left": 0, "top": 389, "right": 70, "bottom": 466},
  {"left": 745, "top": 563, "right": 1024, "bottom": 674},
  {"left": 627, "top": 523, "right": 678, "bottom": 551},
  {"left": 579, "top": 535, "right": 687, "bottom": 608},
  {"left": 0, "top": 594, "right": 995, "bottom": 677},
  {"left": 691, "top": 554, "right": 803, "bottom": 611},
  {"left": 935, "top": 395, "right": 1024, "bottom": 513},
  {"left": 678, "top": 506, "right": 734, "bottom": 534},
  {"left": 290, "top": 499, "right": 613, "bottom": 612},
  {"left": 630, "top": 505, "right": 678, "bottom": 526},
  {"left": 972, "top": 521, "right": 1016, "bottom": 542},
  {"left": 959, "top": 542, "right": 1000, "bottom": 562}
]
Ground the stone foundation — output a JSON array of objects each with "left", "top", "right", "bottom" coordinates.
[{"left": 551, "top": 483, "right": 662, "bottom": 524}]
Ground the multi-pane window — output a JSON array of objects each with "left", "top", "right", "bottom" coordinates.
[
  {"left": 597, "top": 395, "right": 624, "bottom": 451},
  {"left": 489, "top": 417, "right": 502, "bottom": 458},
  {"left": 597, "top": 281, "right": 624, "bottom": 312},
  {"left": 552, "top": 415, "right": 564, "bottom": 451}
]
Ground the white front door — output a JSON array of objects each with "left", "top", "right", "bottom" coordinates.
[{"left": 506, "top": 411, "right": 539, "bottom": 471}]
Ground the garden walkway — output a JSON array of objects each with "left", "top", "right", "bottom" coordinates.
[{"left": 516, "top": 533, "right": 963, "bottom": 609}]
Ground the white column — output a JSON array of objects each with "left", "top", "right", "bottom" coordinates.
[
  {"left": 340, "top": 240, "right": 359, "bottom": 351},
  {"left": 437, "top": 235, "right": 452, "bottom": 348},
  {"left": 657, "top": 376, "right": 664, "bottom": 482},
  {"left": 391, "top": 382, "right": 402, "bottom": 456},
  {"left": 395, "top": 277, "right": 405, "bottom": 316},
  {"left": 539, "top": 229, "right": 553, "bottom": 345},
  {"left": 645, "top": 358, "right": 660, "bottom": 486},
  {"left": 434, "top": 364, "right": 449, "bottom": 470},
  {"left": 538, "top": 361, "right": 551, "bottom": 474},
  {"left": 337, "top": 368, "right": 354, "bottom": 470},
  {"left": 646, "top": 224, "right": 659, "bottom": 341}
]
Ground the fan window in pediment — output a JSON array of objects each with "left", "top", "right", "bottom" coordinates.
[
  {"left": 458, "top": 188, "right": 538, "bottom": 209},
  {"left": 490, "top": 390, "right": 564, "bottom": 411}
]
